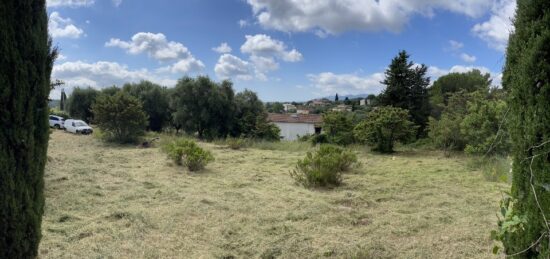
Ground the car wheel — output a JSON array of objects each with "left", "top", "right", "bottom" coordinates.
[{"left": 54, "top": 124, "right": 60, "bottom": 129}]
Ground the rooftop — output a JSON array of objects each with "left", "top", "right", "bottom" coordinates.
[{"left": 267, "top": 113, "right": 323, "bottom": 125}]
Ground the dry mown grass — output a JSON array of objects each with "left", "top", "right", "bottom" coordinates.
[{"left": 39, "top": 131, "right": 507, "bottom": 258}]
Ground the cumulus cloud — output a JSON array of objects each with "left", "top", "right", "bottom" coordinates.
[
  {"left": 472, "top": 0, "right": 516, "bottom": 51},
  {"left": 49, "top": 12, "right": 84, "bottom": 39},
  {"left": 212, "top": 42, "right": 232, "bottom": 54},
  {"left": 448, "top": 40, "right": 464, "bottom": 51},
  {"left": 246, "top": 0, "right": 493, "bottom": 35},
  {"left": 308, "top": 72, "right": 386, "bottom": 95},
  {"left": 106, "top": 32, "right": 204, "bottom": 74},
  {"left": 50, "top": 60, "right": 177, "bottom": 99},
  {"left": 47, "top": 0, "right": 94, "bottom": 7},
  {"left": 214, "top": 54, "right": 254, "bottom": 81},
  {"left": 241, "top": 34, "right": 302, "bottom": 62},
  {"left": 460, "top": 53, "right": 477, "bottom": 63}
]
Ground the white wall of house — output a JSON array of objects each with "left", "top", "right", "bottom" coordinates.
[{"left": 274, "top": 122, "right": 316, "bottom": 141}]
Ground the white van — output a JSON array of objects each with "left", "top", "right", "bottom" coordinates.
[{"left": 64, "top": 119, "right": 93, "bottom": 135}]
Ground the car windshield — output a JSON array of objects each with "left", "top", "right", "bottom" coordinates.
[{"left": 75, "top": 121, "right": 87, "bottom": 127}]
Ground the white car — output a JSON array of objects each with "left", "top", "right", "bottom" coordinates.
[
  {"left": 64, "top": 119, "right": 93, "bottom": 135},
  {"left": 49, "top": 115, "right": 65, "bottom": 129}
]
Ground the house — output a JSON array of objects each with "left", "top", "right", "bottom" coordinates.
[
  {"left": 283, "top": 103, "right": 297, "bottom": 112},
  {"left": 268, "top": 113, "right": 323, "bottom": 141},
  {"left": 309, "top": 98, "right": 331, "bottom": 106},
  {"left": 360, "top": 99, "right": 366, "bottom": 106},
  {"left": 332, "top": 104, "right": 352, "bottom": 112},
  {"left": 296, "top": 105, "right": 312, "bottom": 114}
]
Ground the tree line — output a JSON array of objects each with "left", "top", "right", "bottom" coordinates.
[{"left": 63, "top": 76, "right": 279, "bottom": 143}]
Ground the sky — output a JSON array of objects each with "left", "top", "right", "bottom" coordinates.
[{"left": 47, "top": 0, "right": 516, "bottom": 101}]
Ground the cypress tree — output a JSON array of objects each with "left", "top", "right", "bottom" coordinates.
[
  {"left": 60, "top": 88, "right": 67, "bottom": 111},
  {"left": 502, "top": 0, "right": 550, "bottom": 257},
  {"left": 0, "top": 0, "right": 56, "bottom": 257}
]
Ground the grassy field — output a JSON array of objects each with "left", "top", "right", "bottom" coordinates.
[{"left": 39, "top": 131, "right": 507, "bottom": 258}]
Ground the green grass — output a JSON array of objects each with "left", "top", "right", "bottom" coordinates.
[{"left": 40, "top": 131, "right": 507, "bottom": 258}]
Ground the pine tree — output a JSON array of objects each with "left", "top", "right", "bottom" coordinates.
[
  {"left": 501, "top": 0, "right": 550, "bottom": 257},
  {"left": 379, "top": 51, "right": 431, "bottom": 138},
  {"left": 0, "top": 0, "right": 56, "bottom": 257}
]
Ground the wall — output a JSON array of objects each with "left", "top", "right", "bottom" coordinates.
[{"left": 274, "top": 122, "right": 316, "bottom": 141}]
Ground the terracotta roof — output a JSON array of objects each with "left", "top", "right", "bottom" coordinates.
[{"left": 268, "top": 113, "right": 323, "bottom": 125}]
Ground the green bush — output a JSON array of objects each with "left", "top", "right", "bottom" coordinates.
[
  {"left": 290, "top": 145, "right": 358, "bottom": 187},
  {"left": 322, "top": 112, "right": 356, "bottom": 146},
  {"left": 92, "top": 92, "right": 148, "bottom": 143},
  {"left": 49, "top": 109, "right": 70, "bottom": 119},
  {"left": 354, "top": 106, "right": 416, "bottom": 153},
  {"left": 163, "top": 138, "right": 214, "bottom": 171}
]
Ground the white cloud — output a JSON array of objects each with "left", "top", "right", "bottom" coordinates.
[
  {"left": 106, "top": 32, "right": 204, "bottom": 73},
  {"left": 308, "top": 72, "right": 385, "bottom": 95},
  {"left": 214, "top": 54, "right": 254, "bottom": 81},
  {"left": 47, "top": 0, "right": 94, "bottom": 7},
  {"left": 240, "top": 34, "right": 302, "bottom": 62},
  {"left": 212, "top": 42, "right": 232, "bottom": 54},
  {"left": 49, "top": 12, "right": 84, "bottom": 39},
  {"left": 448, "top": 40, "right": 464, "bottom": 51},
  {"left": 472, "top": 0, "right": 516, "bottom": 51},
  {"left": 50, "top": 60, "right": 178, "bottom": 99},
  {"left": 112, "top": 0, "right": 122, "bottom": 7},
  {"left": 56, "top": 54, "right": 67, "bottom": 61},
  {"left": 246, "top": 0, "right": 493, "bottom": 35},
  {"left": 106, "top": 32, "right": 194, "bottom": 62},
  {"left": 460, "top": 53, "right": 477, "bottom": 63},
  {"left": 238, "top": 19, "right": 249, "bottom": 28}
]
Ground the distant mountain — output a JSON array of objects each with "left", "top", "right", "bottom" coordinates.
[{"left": 323, "top": 94, "right": 369, "bottom": 101}]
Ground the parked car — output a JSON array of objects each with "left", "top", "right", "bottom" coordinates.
[
  {"left": 49, "top": 115, "right": 65, "bottom": 129},
  {"left": 64, "top": 119, "right": 93, "bottom": 135}
]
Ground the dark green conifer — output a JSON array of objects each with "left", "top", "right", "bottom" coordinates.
[
  {"left": 502, "top": 0, "right": 550, "bottom": 257},
  {"left": 0, "top": 0, "right": 56, "bottom": 257}
]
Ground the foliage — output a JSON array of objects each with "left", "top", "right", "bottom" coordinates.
[
  {"left": 0, "top": 0, "right": 56, "bottom": 256},
  {"left": 265, "top": 102, "right": 284, "bottom": 113},
  {"left": 290, "top": 145, "right": 358, "bottom": 187},
  {"left": 354, "top": 107, "right": 416, "bottom": 153},
  {"left": 67, "top": 87, "right": 99, "bottom": 123},
  {"left": 461, "top": 92, "right": 510, "bottom": 155},
  {"left": 170, "top": 77, "right": 236, "bottom": 139},
  {"left": 123, "top": 81, "right": 170, "bottom": 132},
  {"left": 322, "top": 112, "right": 356, "bottom": 146},
  {"left": 378, "top": 51, "right": 431, "bottom": 138},
  {"left": 233, "top": 89, "right": 280, "bottom": 140},
  {"left": 162, "top": 138, "right": 214, "bottom": 171},
  {"left": 50, "top": 109, "right": 70, "bottom": 120},
  {"left": 92, "top": 92, "right": 148, "bottom": 143},
  {"left": 501, "top": 0, "right": 550, "bottom": 256},
  {"left": 428, "top": 91, "right": 470, "bottom": 152},
  {"left": 429, "top": 70, "right": 492, "bottom": 118}
]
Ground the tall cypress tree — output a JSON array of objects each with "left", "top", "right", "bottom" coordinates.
[
  {"left": 502, "top": 0, "right": 550, "bottom": 257},
  {"left": 0, "top": 0, "right": 56, "bottom": 257}
]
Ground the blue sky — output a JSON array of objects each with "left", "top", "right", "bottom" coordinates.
[{"left": 48, "top": 0, "right": 516, "bottom": 101}]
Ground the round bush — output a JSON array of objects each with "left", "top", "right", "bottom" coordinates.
[{"left": 163, "top": 138, "right": 214, "bottom": 171}]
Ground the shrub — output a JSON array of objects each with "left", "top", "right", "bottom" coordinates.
[
  {"left": 290, "top": 145, "right": 358, "bottom": 187},
  {"left": 226, "top": 137, "right": 246, "bottom": 150},
  {"left": 92, "top": 92, "right": 148, "bottom": 143},
  {"left": 353, "top": 106, "right": 416, "bottom": 153},
  {"left": 163, "top": 138, "right": 214, "bottom": 171},
  {"left": 50, "top": 109, "right": 70, "bottom": 119},
  {"left": 322, "top": 112, "right": 356, "bottom": 146}
]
